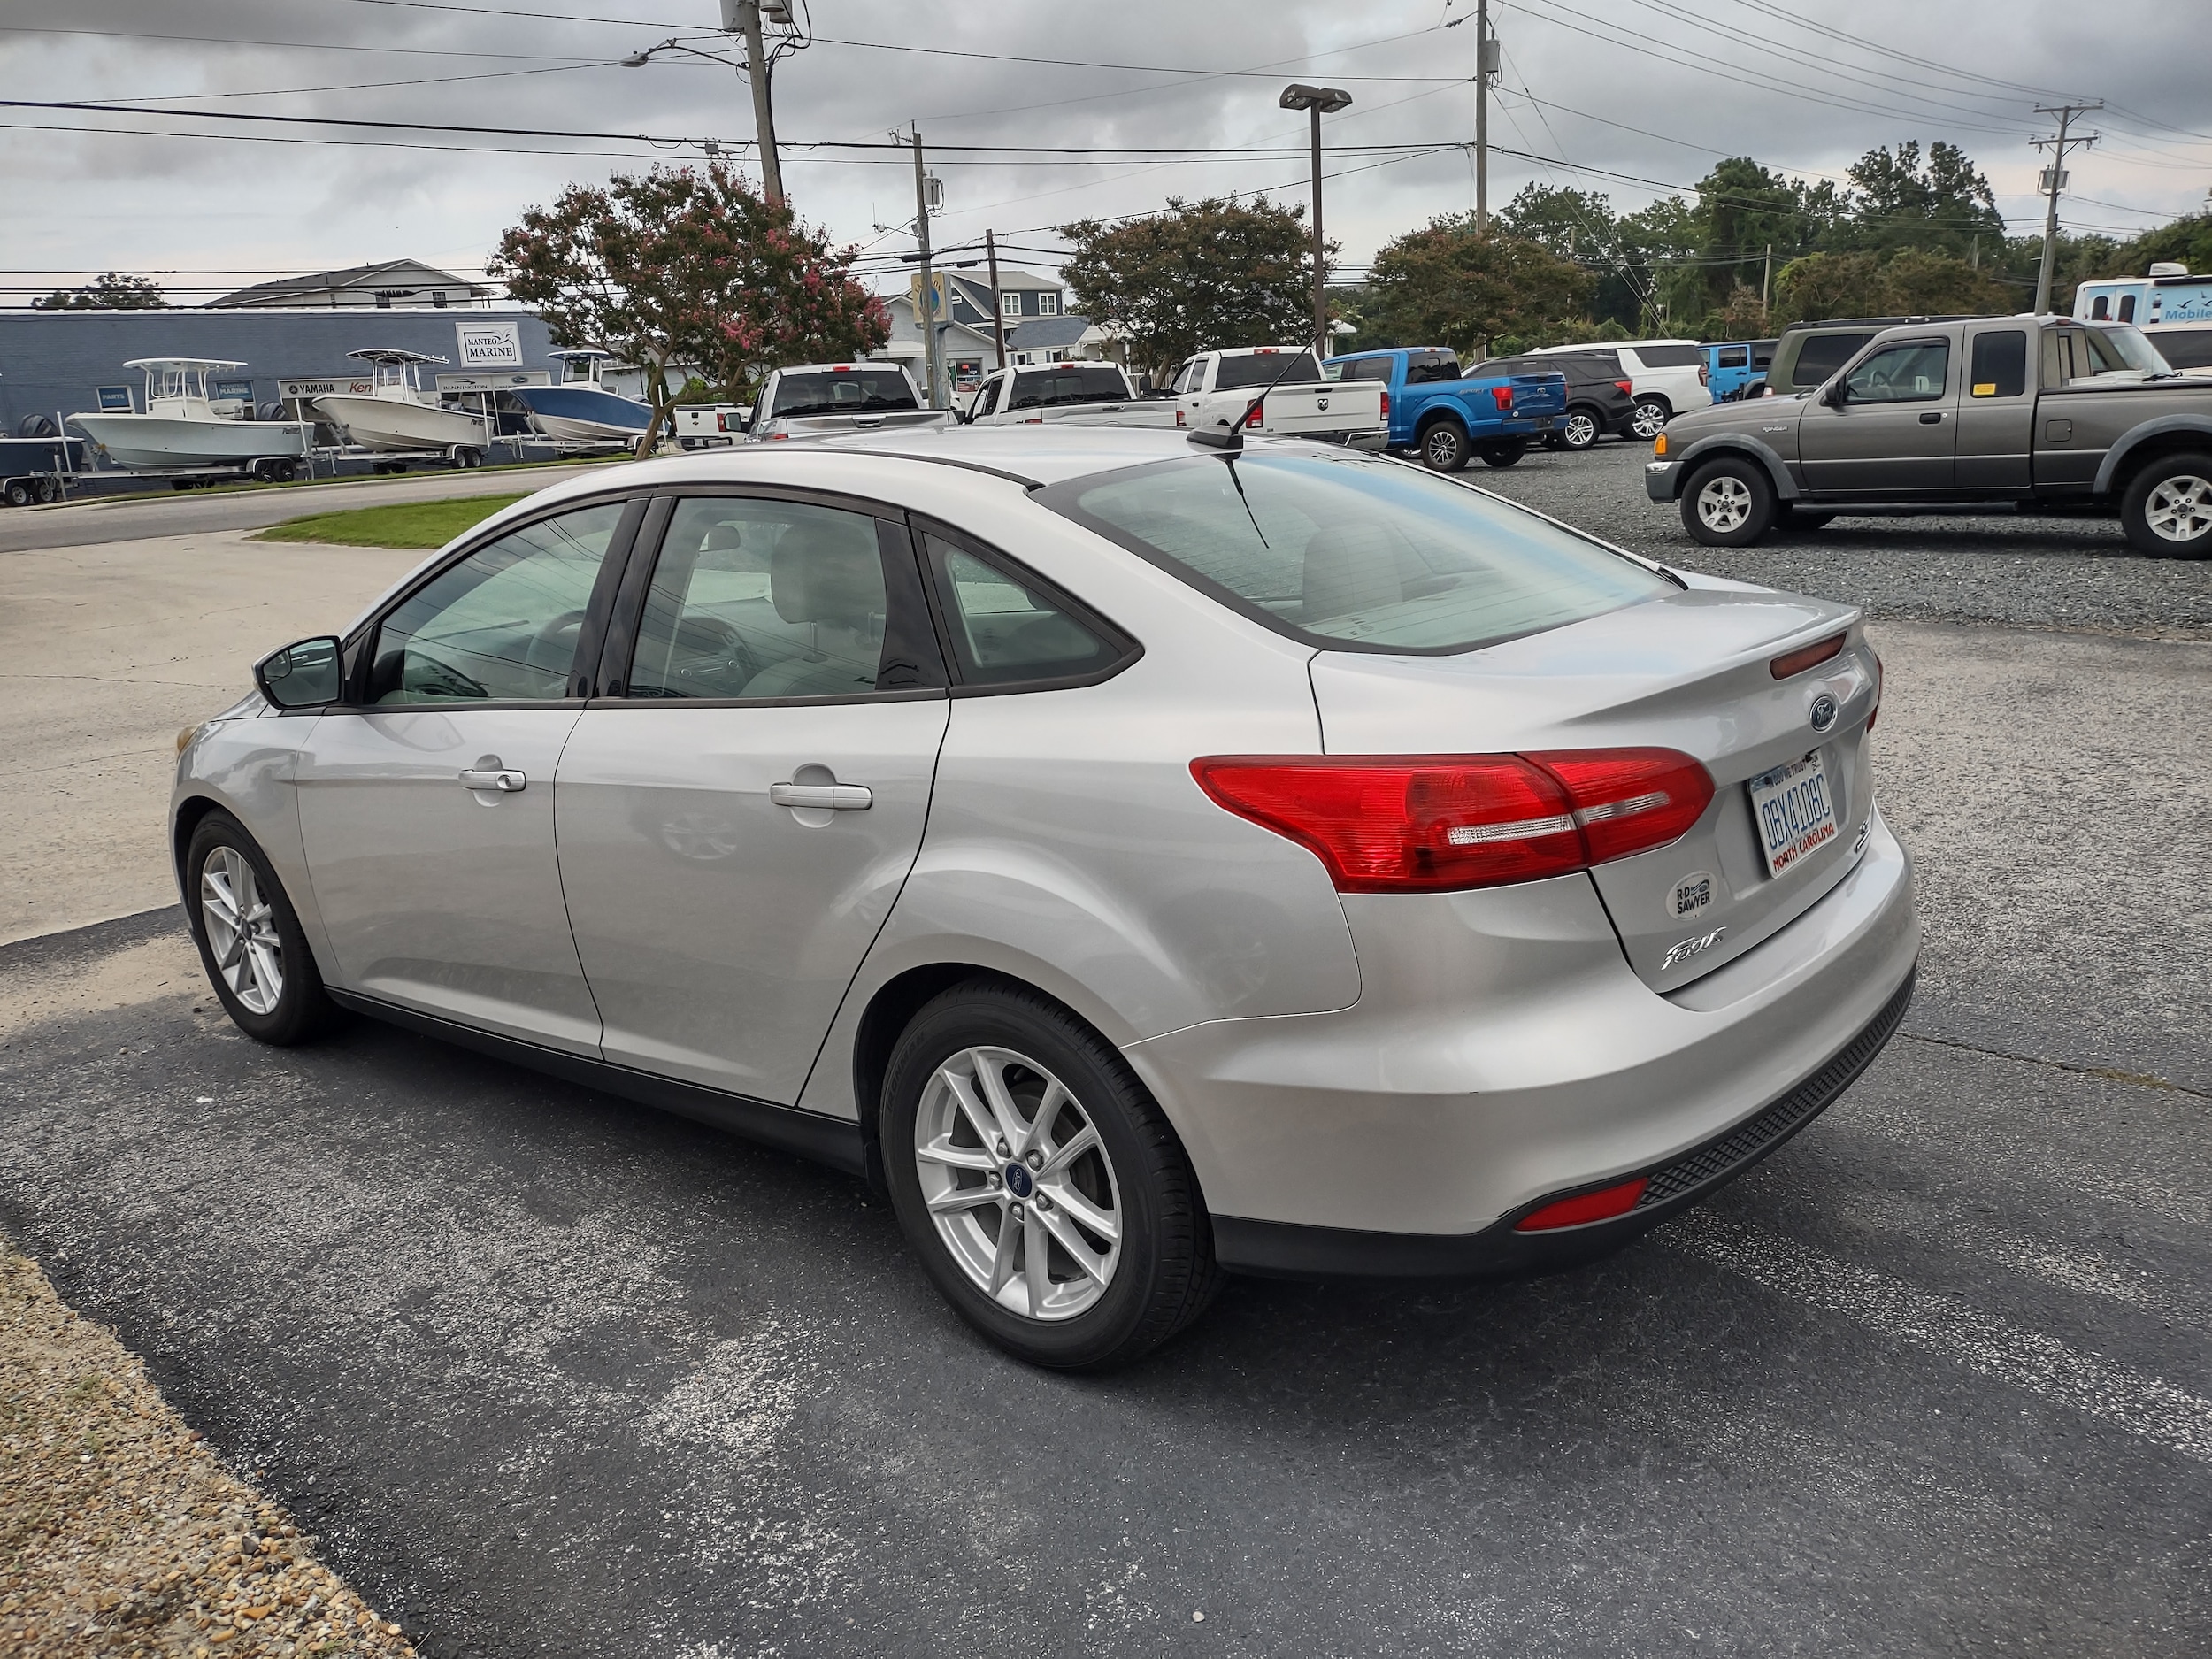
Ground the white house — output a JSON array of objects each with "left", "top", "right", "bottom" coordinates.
[{"left": 873, "top": 265, "right": 1121, "bottom": 403}]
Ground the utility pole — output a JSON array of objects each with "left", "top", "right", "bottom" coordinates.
[
  {"left": 1448, "top": 2, "right": 1499, "bottom": 232},
  {"left": 2032, "top": 101, "right": 2101, "bottom": 316},
  {"left": 985, "top": 229, "right": 1008, "bottom": 371},
  {"left": 1762, "top": 242, "right": 1772, "bottom": 315},
  {"left": 723, "top": 1, "right": 785, "bottom": 205},
  {"left": 911, "top": 127, "right": 941, "bottom": 408}
]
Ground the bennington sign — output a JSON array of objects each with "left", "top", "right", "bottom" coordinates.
[{"left": 455, "top": 321, "right": 524, "bottom": 368}]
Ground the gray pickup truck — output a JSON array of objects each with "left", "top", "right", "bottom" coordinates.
[{"left": 1647, "top": 316, "right": 2212, "bottom": 557}]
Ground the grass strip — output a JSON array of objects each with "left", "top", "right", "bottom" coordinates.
[{"left": 250, "top": 494, "right": 529, "bottom": 549}]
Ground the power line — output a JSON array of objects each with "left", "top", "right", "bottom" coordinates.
[{"left": 0, "top": 23, "right": 604, "bottom": 62}]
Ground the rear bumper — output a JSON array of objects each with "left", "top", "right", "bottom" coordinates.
[{"left": 1124, "top": 807, "right": 1918, "bottom": 1262}]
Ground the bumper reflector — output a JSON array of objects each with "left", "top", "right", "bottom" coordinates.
[{"left": 1515, "top": 1177, "right": 1649, "bottom": 1232}]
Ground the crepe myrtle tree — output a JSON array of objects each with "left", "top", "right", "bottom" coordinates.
[
  {"left": 1058, "top": 196, "right": 1327, "bottom": 383},
  {"left": 490, "top": 162, "right": 889, "bottom": 459}
]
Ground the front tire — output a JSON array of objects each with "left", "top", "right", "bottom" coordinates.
[
  {"left": 1420, "top": 421, "right": 1471, "bottom": 472},
  {"left": 184, "top": 812, "right": 339, "bottom": 1046},
  {"left": 1630, "top": 397, "right": 1671, "bottom": 440},
  {"left": 882, "top": 981, "right": 1220, "bottom": 1370},
  {"left": 2120, "top": 451, "right": 2212, "bottom": 558},
  {"left": 1479, "top": 442, "right": 1526, "bottom": 468},
  {"left": 1557, "top": 406, "right": 1601, "bottom": 450},
  {"left": 1681, "top": 457, "right": 1777, "bottom": 547}
]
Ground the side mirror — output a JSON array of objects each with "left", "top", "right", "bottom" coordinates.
[
  {"left": 1821, "top": 380, "right": 1848, "bottom": 408},
  {"left": 255, "top": 636, "right": 344, "bottom": 710}
]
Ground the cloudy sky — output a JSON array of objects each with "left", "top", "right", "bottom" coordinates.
[{"left": 3, "top": 0, "right": 2207, "bottom": 304}]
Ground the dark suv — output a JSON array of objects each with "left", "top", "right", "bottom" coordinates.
[
  {"left": 1757, "top": 316, "right": 1992, "bottom": 399},
  {"left": 1473, "top": 352, "right": 1635, "bottom": 450}
]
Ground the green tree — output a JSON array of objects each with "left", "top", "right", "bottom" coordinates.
[
  {"left": 1772, "top": 247, "right": 2011, "bottom": 326},
  {"left": 1838, "top": 140, "right": 2003, "bottom": 257},
  {"left": 489, "top": 162, "right": 887, "bottom": 458},
  {"left": 1057, "top": 196, "right": 1320, "bottom": 380},
  {"left": 2100, "top": 213, "right": 2212, "bottom": 278},
  {"left": 1363, "top": 218, "right": 1594, "bottom": 357},
  {"left": 32, "top": 272, "right": 165, "bottom": 310}
]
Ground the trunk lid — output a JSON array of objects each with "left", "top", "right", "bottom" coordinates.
[{"left": 1307, "top": 581, "right": 1880, "bottom": 992}]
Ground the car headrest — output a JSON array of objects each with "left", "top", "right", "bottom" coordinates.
[
  {"left": 1302, "top": 524, "right": 1404, "bottom": 622},
  {"left": 771, "top": 526, "right": 881, "bottom": 625}
]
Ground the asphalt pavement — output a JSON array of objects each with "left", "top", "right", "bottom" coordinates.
[{"left": 1, "top": 442, "right": 2206, "bottom": 1656}]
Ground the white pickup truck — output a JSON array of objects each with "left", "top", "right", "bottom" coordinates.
[
  {"left": 958, "top": 361, "right": 1179, "bottom": 428},
  {"left": 672, "top": 404, "right": 749, "bottom": 449},
  {"left": 746, "top": 362, "right": 952, "bottom": 443},
  {"left": 1167, "top": 346, "right": 1387, "bottom": 447}
]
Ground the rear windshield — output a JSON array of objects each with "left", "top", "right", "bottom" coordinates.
[
  {"left": 1214, "top": 351, "right": 1324, "bottom": 390},
  {"left": 1786, "top": 332, "right": 1875, "bottom": 388},
  {"left": 1007, "top": 366, "right": 1130, "bottom": 408},
  {"left": 1038, "top": 450, "right": 1672, "bottom": 656},
  {"left": 1629, "top": 344, "right": 1702, "bottom": 367},
  {"left": 771, "top": 368, "right": 918, "bottom": 417}
]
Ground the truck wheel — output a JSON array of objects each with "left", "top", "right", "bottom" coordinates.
[
  {"left": 1776, "top": 505, "right": 1835, "bottom": 532},
  {"left": 1420, "top": 422, "right": 1471, "bottom": 472},
  {"left": 1558, "top": 407, "right": 1601, "bottom": 451},
  {"left": 1479, "top": 442, "right": 1526, "bottom": 469},
  {"left": 1630, "top": 398, "right": 1671, "bottom": 440},
  {"left": 2121, "top": 452, "right": 2212, "bottom": 558},
  {"left": 1682, "top": 458, "right": 1776, "bottom": 547}
]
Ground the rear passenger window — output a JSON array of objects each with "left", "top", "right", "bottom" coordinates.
[
  {"left": 1969, "top": 331, "right": 2028, "bottom": 398},
  {"left": 1631, "top": 344, "right": 1703, "bottom": 367},
  {"left": 1718, "top": 346, "right": 1749, "bottom": 368},
  {"left": 2089, "top": 296, "right": 2110, "bottom": 320},
  {"left": 922, "top": 533, "right": 1132, "bottom": 689}
]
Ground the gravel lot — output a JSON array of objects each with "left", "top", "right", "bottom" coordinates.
[{"left": 1475, "top": 438, "right": 2212, "bottom": 639}]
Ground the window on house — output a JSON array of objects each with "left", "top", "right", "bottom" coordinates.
[
  {"left": 1002, "top": 291, "right": 1022, "bottom": 318},
  {"left": 1037, "top": 292, "right": 1060, "bottom": 317}
]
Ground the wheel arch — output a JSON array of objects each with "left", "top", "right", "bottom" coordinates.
[
  {"left": 1671, "top": 433, "right": 1799, "bottom": 502},
  {"left": 2096, "top": 417, "right": 2212, "bottom": 496},
  {"left": 1413, "top": 406, "right": 1469, "bottom": 438}
]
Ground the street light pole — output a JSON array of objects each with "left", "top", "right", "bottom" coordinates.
[{"left": 1280, "top": 84, "right": 1353, "bottom": 358}]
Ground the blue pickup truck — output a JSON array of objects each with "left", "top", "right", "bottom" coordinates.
[{"left": 1324, "top": 346, "right": 1568, "bottom": 472}]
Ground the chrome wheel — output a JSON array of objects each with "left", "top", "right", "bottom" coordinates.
[
  {"left": 2145, "top": 473, "right": 2212, "bottom": 545},
  {"left": 913, "top": 1045, "right": 1123, "bottom": 1323},
  {"left": 1562, "top": 411, "right": 1599, "bottom": 449},
  {"left": 1422, "top": 425, "right": 1465, "bottom": 471},
  {"left": 1631, "top": 400, "right": 1668, "bottom": 440},
  {"left": 199, "top": 846, "right": 284, "bottom": 1015},
  {"left": 1697, "top": 473, "right": 1754, "bottom": 534}
]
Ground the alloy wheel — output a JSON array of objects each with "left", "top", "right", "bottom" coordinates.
[
  {"left": 1424, "top": 426, "right": 1463, "bottom": 470},
  {"left": 1697, "top": 474, "right": 1754, "bottom": 534},
  {"left": 913, "top": 1045, "right": 1123, "bottom": 1322},
  {"left": 1631, "top": 401, "right": 1668, "bottom": 440},
  {"left": 200, "top": 846, "right": 285, "bottom": 1015},
  {"left": 2146, "top": 473, "right": 2212, "bottom": 545},
  {"left": 1563, "top": 411, "right": 1598, "bottom": 449}
]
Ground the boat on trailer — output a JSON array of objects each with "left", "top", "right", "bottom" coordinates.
[
  {"left": 69, "top": 359, "right": 308, "bottom": 475},
  {"left": 312, "top": 349, "right": 490, "bottom": 457},
  {"left": 509, "top": 350, "right": 657, "bottom": 443}
]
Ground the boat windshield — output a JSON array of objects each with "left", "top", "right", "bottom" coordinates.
[{"left": 772, "top": 369, "right": 919, "bottom": 417}]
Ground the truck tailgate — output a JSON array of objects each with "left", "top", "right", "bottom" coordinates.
[{"left": 1261, "top": 383, "right": 1384, "bottom": 434}]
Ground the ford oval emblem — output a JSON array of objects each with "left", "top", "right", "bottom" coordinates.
[{"left": 1809, "top": 692, "right": 1839, "bottom": 732}]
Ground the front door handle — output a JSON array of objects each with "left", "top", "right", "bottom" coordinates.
[
  {"left": 1919, "top": 411, "right": 1944, "bottom": 424},
  {"left": 770, "top": 781, "right": 872, "bottom": 811},
  {"left": 457, "top": 767, "right": 526, "bottom": 792}
]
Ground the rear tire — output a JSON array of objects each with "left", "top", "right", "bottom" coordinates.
[
  {"left": 1557, "top": 406, "right": 1601, "bottom": 451},
  {"left": 1630, "top": 397, "right": 1671, "bottom": 441},
  {"left": 1777, "top": 505, "right": 1836, "bottom": 532},
  {"left": 1419, "top": 421, "right": 1471, "bottom": 472},
  {"left": 1681, "top": 457, "right": 1777, "bottom": 547},
  {"left": 1479, "top": 442, "right": 1527, "bottom": 469},
  {"left": 3, "top": 480, "right": 29, "bottom": 508},
  {"left": 184, "top": 812, "right": 340, "bottom": 1047},
  {"left": 34, "top": 476, "right": 58, "bottom": 504},
  {"left": 881, "top": 980, "right": 1220, "bottom": 1371},
  {"left": 2120, "top": 451, "right": 2212, "bottom": 558}
]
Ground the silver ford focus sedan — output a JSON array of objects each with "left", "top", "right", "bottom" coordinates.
[{"left": 173, "top": 427, "right": 1916, "bottom": 1369}]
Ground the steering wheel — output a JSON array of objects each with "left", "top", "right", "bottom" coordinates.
[
  {"left": 667, "top": 614, "right": 758, "bottom": 695},
  {"left": 526, "top": 608, "right": 588, "bottom": 681}
]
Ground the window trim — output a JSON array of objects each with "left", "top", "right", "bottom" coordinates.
[
  {"left": 1036, "top": 291, "right": 1060, "bottom": 317},
  {"left": 336, "top": 490, "right": 648, "bottom": 710},
  {"left": 908, "top": 512, "right": 1143, "bottom": 697},
  {"left": 588, "top": 484, "right": 950, "bottom": 710}
]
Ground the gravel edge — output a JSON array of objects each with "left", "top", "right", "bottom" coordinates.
[{"left": 0, "top": 1236, "right": 419, "bottom": 1658}]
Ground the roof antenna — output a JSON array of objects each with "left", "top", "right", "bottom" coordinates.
[{"left": 1187, "top": 346, "right": 1318, "bottom": 450}]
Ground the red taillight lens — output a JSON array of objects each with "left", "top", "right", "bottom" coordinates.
[
  {"left": 1516, "top": 1177, "right": 1647, "bottom": 1231},
  {"left": 1245, "top": 404, "right": 1264, "bottom": 427},
  {"left": 1489, "top": 385, "right": 1513, "bottom": 410},
  {"left": 1699, "top": 363, "right": 1710, "bottom": 385},
  {"left": 1526, "top": 748, "right": 1716, "bottom": 864},
  {"left": 1867, "top": 649, "right": 1883, "bottom": 731},
  {"left": 1379, "top": 389, "right": 1390, "bottom": 419},
  {"left": 1770, "top": 631, "right": 1847, "bottom": 679},
  {"left": 1615, "top": 380, "right": 1634, "bottom": 397},
  {"left": 1174, "top": 408, "right": 1187, "bottom": 426},
  {"left": 1189, "top": 749, "right": 1714, "bottom": 894}
]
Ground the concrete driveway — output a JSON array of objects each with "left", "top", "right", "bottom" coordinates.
[{"left": 1, "top": 449, "right": 2206, "bottom": 1655}]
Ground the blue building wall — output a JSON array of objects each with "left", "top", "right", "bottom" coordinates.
[{"left": 0, "top": 308, "right": 557, "bottom": 434}]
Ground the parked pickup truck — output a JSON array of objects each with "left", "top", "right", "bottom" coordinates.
[
  {"left": 1648, "top": 316, "right": 2212, "bottom": 557},
  {"left": 1164, "top": 346, "right": 1386, "bottom": 448},
  {"left": 958, "top": 360, "right": 1178, "bottom": 427},
  {"left": 1325, "top": 345, "right": 1566, "bottom": 472},
  {"left": 672, "top": 403, "right": 749, "bottom": 449},
  {"left": 747, "top": 362, "right": 950, "bottom": 443}
]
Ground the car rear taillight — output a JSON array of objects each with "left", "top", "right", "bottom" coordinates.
[
  {"left": 1246, "top": 404, "right": 1264, "bottom": 427},
  {"left": 1867, "top": 649, "right": 1883, "bottom": 731},
  {"left": 1489, "top": 386, "right": 1513, "bottom": 410},
  {"left": 1699, "top": 363, "right": 1710, "bottom": 385},
  {"left": 1188, "top": 749, "right": 1716, "bottom": 894},
  {"left": 1379, "top": 389, "right": 1389, "bottom": 419},
  {"left": 1516, "top": 1177, "right": 1647, "bottom": 1231},
  {"left": 1615, "top": 380, "right": 1634, "bottom": 397},
  {"left": 1770, "top": 632, "right": 1846, "bottom": 679},
  {"left": 1175, "top": 408, "right": 1187, "bottom": 426}
]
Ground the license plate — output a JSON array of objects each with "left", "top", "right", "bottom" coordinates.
[{"left": 1747, "top": 752, "right": 1839, "bottom": 878}]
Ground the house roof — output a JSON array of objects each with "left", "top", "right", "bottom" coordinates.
[
  {"left": 208, "top": 258, "right": 486, "bottom": 308},
  {"left": 1005, "top": 316, "right": 1096, "bottom": 351}
]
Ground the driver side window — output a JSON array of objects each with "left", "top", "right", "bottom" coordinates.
[
  {"left": 367, "top": 501, "right": 628, "bottom": 704},
  {"left": 1843, "top": 341, "right": 1950, "bottom": 403}
]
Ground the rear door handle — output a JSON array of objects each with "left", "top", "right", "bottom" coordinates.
[
  {"left": 1918, "top": 411, "right": 1944, "bottom": 424},
  {"left": 770, "top": 781, "right": 872, "bottom": 811},
  {"left": 457, "top": 767, "right": 526, "bottom": 792}
]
